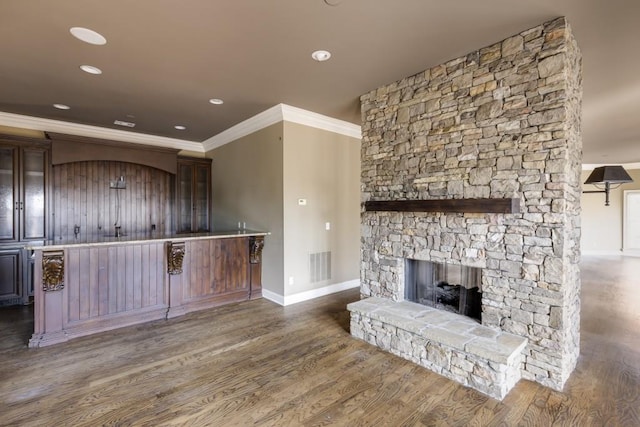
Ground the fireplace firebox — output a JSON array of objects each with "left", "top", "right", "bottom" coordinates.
[{"left": 405, "top": 260, "right": 482, "bottom": 322}]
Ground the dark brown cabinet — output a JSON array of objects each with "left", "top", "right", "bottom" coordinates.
[
  {"left": 0, "top": 136, "right": 49, "bottom": 305},
  {"left": 0, "top": 249, "right": 21, "bottom": 305},
  {"left": 176, "top": 157, "right": 211, "bottom": 233}
]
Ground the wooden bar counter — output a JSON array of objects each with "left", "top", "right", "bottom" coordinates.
[{"left": 27, "top": 230, "right": 267, "bottom": 348}]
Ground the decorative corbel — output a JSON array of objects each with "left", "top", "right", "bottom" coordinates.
[
  {"left": 249, "top": 236, "right": 264, "bottom": 264},
  {"left": 42, "top": 251, "right": 65, "bottom": 292},
  {"left": 167, "top": 242, "right": 186, "bottom": 275}
]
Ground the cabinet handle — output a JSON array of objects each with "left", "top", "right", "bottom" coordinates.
[
  {"left": 15, "top": 201, "right": 19, "bottom": 210},
  {"left": 20, "top": 201, "right": 24, "bottom": 210}
]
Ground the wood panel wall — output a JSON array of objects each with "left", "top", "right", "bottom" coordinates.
[
  {"left": 181, "top": 238, "right": 249, "bottom": 301},
  {"left": 52, "top": 161, "right": 173, "bottom": 239},
  {"left": 65, "top": 243, "right": 167, "bottom": 322},
  {"left": 166, "top": 237, "right": 251, "bottom": 318}
]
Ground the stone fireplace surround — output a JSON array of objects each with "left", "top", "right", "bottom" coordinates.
[
  {"left": 404, "top": 259, "right": 483, "bottom": 321},
  {"left": 350, "top": 17, "right": 582, "bottom": 399}
]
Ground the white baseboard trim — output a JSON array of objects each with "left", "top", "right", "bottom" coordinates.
[
  {"left": 262, "top": 279, "right": 360, "bottom": 307},
  {"left": 583, "top": 250, "right": 640, "bottom": 258},
  {"left": 622, "top": 249, "right": 640, "bottom": 258},
  {"left": 582, "top": 250, "right": 624, "bottom": 257},
  {"left": 261, "top": 289, "right": 285, "bottom": 306}
]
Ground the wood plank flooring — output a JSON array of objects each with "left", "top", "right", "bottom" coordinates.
[{"left": 1, "top": 255, "right": 639, "bottom": 426}]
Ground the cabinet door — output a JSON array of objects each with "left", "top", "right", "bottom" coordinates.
[
  {"left": 0, "top": 249, "right": 21, "bottom": 304},
  {"left": 177, "top": 163, "right": 193, "bottom": 233},
  {"left": 176, "top": 159, "right": 211, "bottom": 233},
  {"left": 0, "top": 147, "right": 18, "bottom": 242},
  {"left": 21, "top": 148, "right": 47, "bottom": 240},
  {"left": 193, "top": 163, "right": 210, "bottom": 232}
]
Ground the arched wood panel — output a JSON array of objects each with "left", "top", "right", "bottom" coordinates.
[{"left": 51, "top": 161, "right": 173, "bottom": 239}]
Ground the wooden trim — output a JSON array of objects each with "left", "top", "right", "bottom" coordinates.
[
  {"left": 0, "top": 133, "right": 50, "bottom": 147},
  {"left": 364, "top": 198, "right": 521, "bottom": 214},
  {"left": 249, "top": 236, "right": 264, "bottom": 298},
  {"left": 47, "top": 132, "right": 180, "bottom": 154},
  {"left": 177, "top": 155, "right": 212, "bottom": 164},
  {"left": 41, "top": 305, "right": 169, "bottom": 346},
  {"left": 47, "top": 132, "right": 179, "bottom": 174}
]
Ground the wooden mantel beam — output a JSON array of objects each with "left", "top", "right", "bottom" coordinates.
[{"left": 364, "top": 198, "right": 521, "bottom": 214}]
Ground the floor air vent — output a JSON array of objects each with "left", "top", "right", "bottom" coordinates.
[{"left": 310, "top": 251, "right": 331, "bottom": 283}]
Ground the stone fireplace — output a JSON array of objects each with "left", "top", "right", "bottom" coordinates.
[{"left": 348, "top": 17, "right": 582, "bottom": 399}]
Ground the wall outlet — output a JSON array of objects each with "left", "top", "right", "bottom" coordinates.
[
  {"left": 298, "top": 198, "right": 307, "bottom": 206},
  {"left": 288, "top": 277, "right": 294, "bottom": 285},
  {"left": 325, "top": 222, "right": 331, "bottom": 230}
]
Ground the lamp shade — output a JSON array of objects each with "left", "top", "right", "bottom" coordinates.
[{"left": 584, "top": 166, "right": 633, "bottom": 184}]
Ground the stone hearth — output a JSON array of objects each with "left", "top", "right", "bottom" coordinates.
[
  {"left": 353, "top": 17, "right": 582, "bottom": 398},
  {"left": 348, "top": 297, "right": 527, "bottom": 399}
]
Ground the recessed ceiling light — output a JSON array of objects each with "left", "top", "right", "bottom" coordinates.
[
  {"left": 311, "top": 50, "right": 331, "bottom": 62},
  {"left": 174, "top": 125, "right": 186, "bottom": 130},
  {"left": 80, "top": 65, "right": 102, "bottom": 75},
  {"left": 70, "top": 27, "right": 107, "bottom": 45},
  {"left": 53, "top": 104, "right": 70, "bottom": 110},
  {"left": 209, "top": 98, "right": 224, "bottom": 105}
]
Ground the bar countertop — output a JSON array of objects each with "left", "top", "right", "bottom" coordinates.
[{"left": 27, "top": 229, "right": 269, "bottom": 250}]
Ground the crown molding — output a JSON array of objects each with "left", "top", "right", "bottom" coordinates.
[
  {"left": 1, "top": 105, "right": 363, "bottom": 154},
  {"left": 281, "top": 104, "right": 362, "bottom": 139},
  {"left": 202, "top": 105, "right": 283, "bottom": 152},
  {"left": 583, "top": 162, "right": 640, "bottom": 171},
  {"left": 202, "top": 103, "right": 362, "bottom": 152},
  {"left": 0, "top": 111, "right": 203, "bottom": 152}
]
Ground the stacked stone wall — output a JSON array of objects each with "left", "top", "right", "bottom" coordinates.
[{"left": 359, "top": 17, "right": 582, "bottom": 390}]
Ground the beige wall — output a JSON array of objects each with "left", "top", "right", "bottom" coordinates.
[
  {"left": 208, "top": 124, "right": 285, "bottom": 295},
  {"left": 209, "top": 120, "right": 361, "bottom": 299},
  {"left": 282, "top": 122, "right": 360, "bottom": 296},
  {"left": 581, "top": 168, "right": 640, "bottom": 252}
]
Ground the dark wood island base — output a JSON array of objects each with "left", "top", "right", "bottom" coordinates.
[{"left": 28, "top": 231, "right": 266, "bottom": 348}]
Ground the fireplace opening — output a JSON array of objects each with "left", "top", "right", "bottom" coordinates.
[{"left": 405, "top": 259, "right": 482, "bottom": 322}]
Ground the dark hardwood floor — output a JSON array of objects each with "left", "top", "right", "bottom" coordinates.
[{"left": 0, "top": 255, "right": 638, "bottom": 426}]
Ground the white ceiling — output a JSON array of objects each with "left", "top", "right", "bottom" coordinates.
[{"left": 0, "top": 0, "right": 638, "bottom": 163}]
